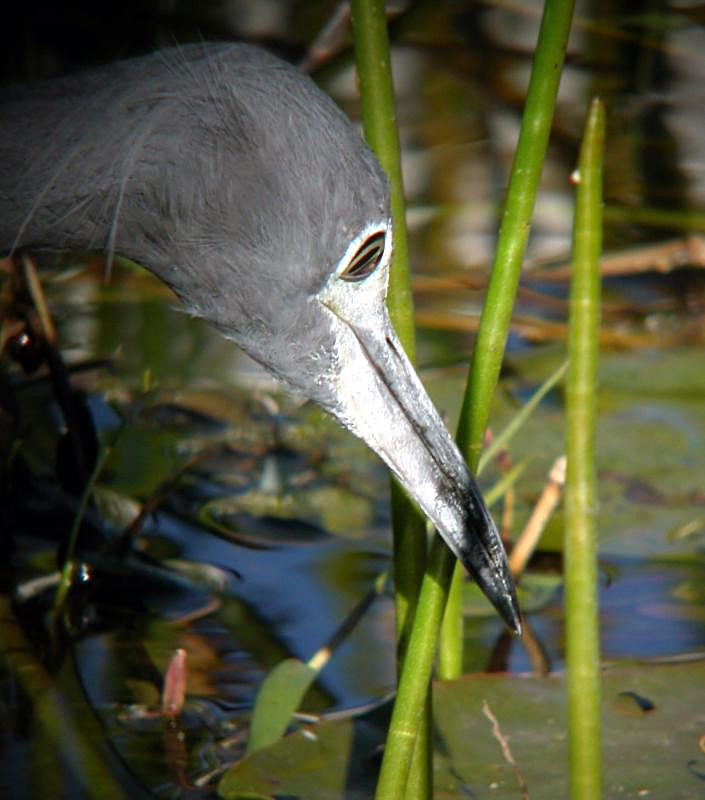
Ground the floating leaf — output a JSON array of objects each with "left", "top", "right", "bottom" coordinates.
[
  {"left": 220, "top": 719, "right": 354, "bottom": 799},
  {"left": 220, "top": 661, "right": 705, "bottom": 799},
  {"left": 246, "top": 658, "right": 318, "bottom": 754}
]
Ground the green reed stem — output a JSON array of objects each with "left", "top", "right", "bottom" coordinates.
[
  {"left": 437, "top": 558, "right": 463, "bottom": 679},
  {"left": 376, "top": 536, "right": 456, "bottom": 800},
  {"left": 350, "top": 0, "right": 427, "bottom": 642},
  {"left": 375, "top": 0, "right": 577, "bottom": 794},
  {"left": 350, "top": 0, "right": 430, "bottom": 795},
  {"left": 441, "top": 0, "right": 578, "bottom": 676},
  {"left": 456, "top": 0, "right": 576, "bottom": 466},
  {"left": 349, "top": 3, "right": 413, "bottom": 348},
  {"left": 565, "top": 96, "right": 605, "bottom": 800}
]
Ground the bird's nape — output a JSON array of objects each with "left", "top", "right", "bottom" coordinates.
[{"left": 0, "top": 41, "right": 520, "bottom": 633}]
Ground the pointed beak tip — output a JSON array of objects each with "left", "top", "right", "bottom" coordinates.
[
  {"left": 459, "top": 541, "right": 522, "bottom": 636},
  {"left": 508, "top": 610, "right": 523, "bottom": 638},
  {"left": 496, "top": 590, "right": 523, "bottom": 637}
]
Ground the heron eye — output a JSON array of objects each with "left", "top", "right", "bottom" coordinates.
[{"left": 340, "top": 231, "right": 386, "bottom": 282}]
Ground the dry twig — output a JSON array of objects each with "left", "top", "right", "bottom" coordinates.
[{"left": 482, "top": 699, "right": 529, "bottom": 800}]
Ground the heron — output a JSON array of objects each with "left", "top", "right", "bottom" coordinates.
[{"left": 0, "top": 42, "right": 520, "bottom": 634}]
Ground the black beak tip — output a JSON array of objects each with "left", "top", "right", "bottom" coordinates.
[
  {"left": 496, "top": 587, "right": 523, "bottom": 637},
  {"left": 461, "top": 546, "right": 523, "bottom": 636}
]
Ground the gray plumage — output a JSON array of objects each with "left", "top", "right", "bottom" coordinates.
[
  {"left": 0, "top": 43, "right": 386, "bottom": 406},
  {"left": 0, "top": 42, "right": 520, "bottom": 632}
]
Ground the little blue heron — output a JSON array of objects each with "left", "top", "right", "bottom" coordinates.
[{"left": 0, "top": 42, "right": 520, "bottom": 633}]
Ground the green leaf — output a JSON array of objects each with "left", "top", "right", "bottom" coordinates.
[
  {"left": 220, "top": 719, "right": 354, "bottom": 800},
  {"left": 246, "top": 658, "right": 318, "bottom": 754},
  {"left": 220, "top": 661, "right": 705, "bottom": 799},
  {"left": 433, "top": 661, "right": 705, "bottom": 798}
]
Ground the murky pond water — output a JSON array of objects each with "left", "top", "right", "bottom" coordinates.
[{"left": 2, "top": 0, "right": 705, "bottom": 796}]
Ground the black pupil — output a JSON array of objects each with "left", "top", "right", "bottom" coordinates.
[{"left": 341, "top": 231, "right": 385, "bottom": 282}]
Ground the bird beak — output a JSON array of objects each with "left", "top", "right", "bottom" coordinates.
[{"left": 318, "top": 302, "right": 521, "bottom": 635}]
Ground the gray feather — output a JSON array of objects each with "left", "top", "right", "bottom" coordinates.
[{"left": 0, "top": 43, "right": 389, "bottom": 397}]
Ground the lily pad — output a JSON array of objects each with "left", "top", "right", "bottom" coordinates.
[
  {"left": 434, "top": 660, "right": 705, "bottom": 798},
  {"left": 218, "top": 660, "right": 705, "bottom": 799},
  {"left": 199, "top": 484, "right": 373, "bottom": 544},
  {"left": 220, "top": 718, "right": 355, "bottom": 799}
]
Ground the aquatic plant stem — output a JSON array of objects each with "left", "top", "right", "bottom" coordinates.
[
  {"left": 565, "top": 97, "right": 605, "bottom": 800},
  {"left": 349, "top": 1, "right": 431, "bottom": 795},
  {"left": 375, "top": 0, "right": 577, "bottom": 794},
  {"left": 350, "top": 0, "right": 427, "bottom": 635},
  {"left": 349, "top": 3, "right": 413, "bottom": 347},
  {"left": 377, "top": 534, "right": 456, "bottom": 800},
  {"left": 457, "top": 0, "right": 576, "bottom": 465},
  {"left": 53, "top": 445, "right": 111, "bottom": 614},
  {"left": 437, "top": 560, "right": 462, "bottom": 679},
  {"left": 440, "top": 0, "right": 578, "bottom": 680}
]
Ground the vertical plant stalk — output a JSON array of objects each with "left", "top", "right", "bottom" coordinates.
[
  {"left": 349, "top": 0, "right": 431, "bottom": 795},
  {"left": 456, "top": 0, "right": 576, "bottom": 462},
  {"left": 375, "top": 0, "right": 577, "bottom": 795},
  {"left": 437, "top": 559, "right": 463, "bottom": 678},
  {"left": 53, "top": 445, "right": 111, "bottom": 614},
  {"left": 565, "top": 97, "right": 605, "bottom": 800},
  {"left": 440, "top": 0, "right": 578, "bottom": 678},
  {"left": 348, "top": 0, "right": 413, "bottom": 348},
  {"left": 350, "top": 0, "right": 427, "bottom": 642}
]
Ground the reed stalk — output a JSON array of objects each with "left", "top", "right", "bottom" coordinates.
[
  {"left": 375, "top": 0, "right": 576, "bottom": 794},
  {"left": 353, "top": 0, "right": 579, "bottom": 796},
  {"left": 350, "top": 0, "right": 431, "bottom": 794},
  {"left": 565, "top": 96, "right": 605, "bottom": 800}
]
